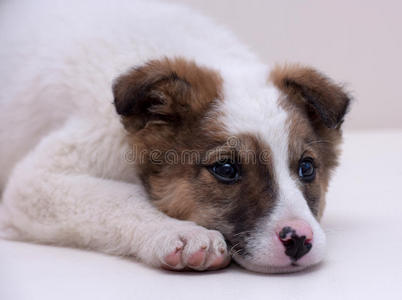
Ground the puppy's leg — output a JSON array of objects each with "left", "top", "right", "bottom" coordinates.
[{"left": 0, "top": 155, "right": 229, "bottom": 271}]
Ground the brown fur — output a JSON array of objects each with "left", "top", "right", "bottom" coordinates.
[
  {"left": 270, "top": 64, "right": 351, "bottom": 129},
  {"left": 285, "top": 105, "right": 342, "bottom": 219},
  {"left": 150, "top": 177, "right": 197, "bottom": 220},
  {"left": 113, "top": 57, "right": 223, "bottom": 132}
]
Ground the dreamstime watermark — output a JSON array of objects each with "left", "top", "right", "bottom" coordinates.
[{"left": 123, "top": 136, "right": 272, "bottom": 165}]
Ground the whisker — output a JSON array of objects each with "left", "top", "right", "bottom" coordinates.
[
  {"left": 229, "top": 243, "right": 240, "bottom": 255},
  {"left": 232, "top": 230, "right": 253, "bottom": 238},
  {"left": 231, "top": 248, "right": 244, "bottom": 256},
  {"left": 229, "top": 242, "right": 239, "bottom": 251}
]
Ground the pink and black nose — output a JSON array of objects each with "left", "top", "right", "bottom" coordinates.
[{"left": 277, "top": 220, "right": 313, "bottom": 262}]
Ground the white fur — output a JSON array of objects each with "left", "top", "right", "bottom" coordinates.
[{"left": 0, "top": 0, "right": 325, "bottom": 272}]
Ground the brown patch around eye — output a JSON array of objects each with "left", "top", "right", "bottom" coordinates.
[
  {"left": 144, "top": 133, "right": 280, "bottom": 256},
  {"left": 283, "top": 103, "right": 343, "bottom": 219},
  {"left": 219, "top": 136, "right": 278, "bottom": 251}
]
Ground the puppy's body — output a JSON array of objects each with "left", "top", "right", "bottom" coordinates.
[{"left": 0, "top": 0, "right": 350, "bottom": 273}]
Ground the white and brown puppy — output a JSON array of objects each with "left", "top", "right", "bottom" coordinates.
[{"left": 0, "top": 0, "right": 350, "bottom": 273}]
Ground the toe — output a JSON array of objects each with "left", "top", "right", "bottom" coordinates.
[
  {"left": 164, "top": 246, "right": 183, "bottom": 268},
  {"left": 187, "top": 249, "right": 207, "bottom": 267}
]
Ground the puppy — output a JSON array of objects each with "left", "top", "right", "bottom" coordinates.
[{"left": 0, "top": 0, "right": 350, "bottom": 273}]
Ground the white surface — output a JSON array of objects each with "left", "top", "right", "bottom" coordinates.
[{"left": 1, "top": 131, "right": 401, "bottom": 300}]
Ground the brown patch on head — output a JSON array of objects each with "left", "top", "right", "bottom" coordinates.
[
  {"left": 270, "top": 64, "right": 351, "bottom": 219},
  {"left": 113, "top": 57, "right": 223, "bottom": 132}
]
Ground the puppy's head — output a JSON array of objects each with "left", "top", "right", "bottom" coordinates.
[{"left": 113, "top": 57, "right": 351, "bottom": 273}]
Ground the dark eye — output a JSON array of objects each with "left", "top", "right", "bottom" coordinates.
[
  {"left": 298, "top": 157, "right": 316, "bottom": 182},
  {"left": 208, "top": 160, "right": 240, "bottom": 184}
]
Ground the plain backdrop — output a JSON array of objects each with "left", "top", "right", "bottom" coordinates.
[
  {"left": 1, "top": 2, "right": 401, "bottom": 299},
  {"left": 167, "top": 0, "right": 402, "bottom": 131}
]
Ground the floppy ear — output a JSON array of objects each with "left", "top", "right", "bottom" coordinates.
[
  {"left": 113, "top": 57, "right": 222, "bottom": 131},
  {"left": 270, "top": 64, "right": 351, "bottom": 129}
]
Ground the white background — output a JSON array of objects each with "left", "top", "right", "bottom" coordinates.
[{"left": 168, "top": 0, "right": 402, "bottom": 131}]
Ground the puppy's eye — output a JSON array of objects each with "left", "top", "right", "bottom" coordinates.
[
  {"left": 298, "top": 158, "right": 316, "bottom": 182},
  {"left": 208, "top": 160, "right": 240, "bottom": 184}
]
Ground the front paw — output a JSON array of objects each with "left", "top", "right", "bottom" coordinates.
[{"left": 152, "top": 224, "right": 230, "bottom": 271}]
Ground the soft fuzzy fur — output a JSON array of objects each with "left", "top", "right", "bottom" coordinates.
[{"left": 0, "top": 0, "right": 350, "bottom": 273}]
